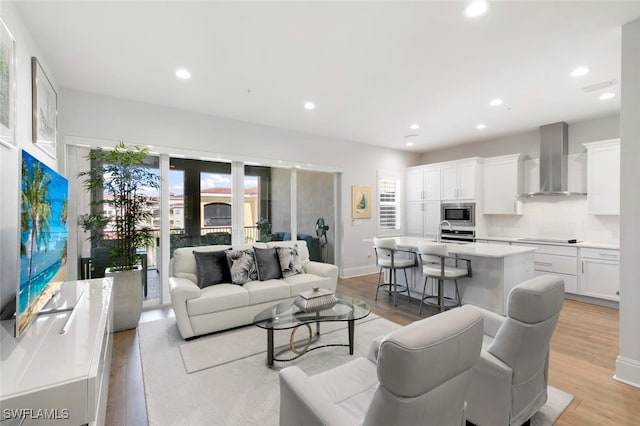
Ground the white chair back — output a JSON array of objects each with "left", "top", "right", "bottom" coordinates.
[{"left": 373, "top": 237, "right": 397, "bottom": 262}]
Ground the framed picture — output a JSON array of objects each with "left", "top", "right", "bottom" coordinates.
[
  {"left": 32, "top": 56, "right": 57, "bottom": 159},
  {"left": 352, "top": 185, "right": 372, "bottom": 219},
  {"left": 0, "top": 18, "right": 16, "bottom": 149}
]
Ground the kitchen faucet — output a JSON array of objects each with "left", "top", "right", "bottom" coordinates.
[{"left": 437, "top": 220, "right": 453, "bottom": 243}]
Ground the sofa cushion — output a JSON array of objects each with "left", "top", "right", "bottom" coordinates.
[
  {"left": 276, "top": 246, "right": 304, "bottom": 278},
  {"left": 226, "top": 249, "right": 259, "bottom": 284},
  {"left": 283, "top": 273, "right": 330, "bottom": 296},
  {"left": 242, "top": 279, "right": 291, "bottom": 305},
  {"left": 253, "top": 247, "right": 283, "bottom": 281},
  {"left": 173, "top": 245, "right": 230, "bottom": 283},
  {"left": 193, "top": 250, "right": 232, "bottom": 288},
  {"left": 187, "top": 284, "right": 250, "bottom": 316}
]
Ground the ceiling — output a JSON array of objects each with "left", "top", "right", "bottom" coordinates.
[{"left": 13, "top": 1, "right": 640, "bottom": 152}]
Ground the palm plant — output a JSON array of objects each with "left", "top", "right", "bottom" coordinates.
[
  {"left": 21, "top": 157, "right": 52, "bottom": 301},
  {"left": 78, "top": 142, "right": 160, "bottom": 271}
]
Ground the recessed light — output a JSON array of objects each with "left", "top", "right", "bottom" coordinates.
[
  {"left": 175, "top": 68, "right": 191, "bottom": 79},
  {"left": 476, "top": 123, "right": 486, "bottom": 129},
  {"left": 489, "top": 98, "right": 503, "bottom": 107},
  {"left": 465, "top": 1, "right": 489, "bottom": 18},
  {"left": 304, "top": 101, "right": 316, "bottom": 110},
  {"left": 599, "top": 92, "right": 615, "bottom": 100},
  {"left": 406, "top": 142, "right": 414, "bottom": 147},
  {"left": 571, "top": 66, "right": 590, "bottom": 77},
  {"left": 410, "top": 124, "right": 420, "bottom": 130}
]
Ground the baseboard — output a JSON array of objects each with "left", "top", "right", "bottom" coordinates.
[
  {"left": 614, "top": 355, "right": 640, "bottom": 388},
  {"left": 564, "top": 293, "right": 619, "bottom": 309},
  {"left": 340, "top": 265, "right": 378, "bottom": 279}
]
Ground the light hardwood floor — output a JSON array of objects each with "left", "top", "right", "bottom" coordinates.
[{"left": 106, "top": 274, "right": 640, "bottom": 426}]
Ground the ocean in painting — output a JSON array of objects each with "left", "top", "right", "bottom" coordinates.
[{"left": 18, "top": 150, "right": 68, "bottom": 318}]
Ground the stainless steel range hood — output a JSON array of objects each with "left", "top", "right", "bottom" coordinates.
[{"left": 521, "top": 122, "right": 586, "bottom": 197}]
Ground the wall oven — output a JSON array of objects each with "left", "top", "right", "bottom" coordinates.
[{"left": 441, "top": 203, "right": 475, "bottom": 227}]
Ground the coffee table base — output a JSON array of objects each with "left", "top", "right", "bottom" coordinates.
[{"left": 266, "top": 319, "right": 355, "bottom": 366}]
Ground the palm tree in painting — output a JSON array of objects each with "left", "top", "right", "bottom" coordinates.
[{"left": 21, "top": 158, "right": 52, "bottom": 302}]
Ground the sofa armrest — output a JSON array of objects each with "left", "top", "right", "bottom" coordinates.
[
  {"left": 303, "top": 261, "right": 338, "bottom": 281},
  {"left": 169, "top": 277, "right": 201, "bottom": 339},
  {"left": 279, "top": 366, "right": 352, "bottom": 426},
  {"left": 465, "top": 304, "right": 506, "bottom": 338}
]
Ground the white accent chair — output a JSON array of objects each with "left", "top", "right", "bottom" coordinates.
[
  {"left": 417, "top": 242, "right": 471, "bottom": 314},
  {"left": 279, "top": 305, "right": 484, "bottom": 426},
  {"left": 373, "top": 237, "right": 416, "bottom": 306},
  {"left": 465, "top": 274, "right": 565, "bottom": 426}
]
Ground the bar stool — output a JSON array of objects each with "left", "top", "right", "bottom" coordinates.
[
  {"left": 417, "top": 242, "right": 471, "bottom": 314},
  {"left": 373, "top": 238, "right": 416, "bottom": 306}
]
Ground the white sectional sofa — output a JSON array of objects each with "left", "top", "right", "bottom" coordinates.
[{"left": 169, "top": 240, "right": 339, "bottom": 339}]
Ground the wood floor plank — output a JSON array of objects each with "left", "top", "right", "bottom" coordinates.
[{"left": 105, "top": 274, "right": 640, "bottom": 425}]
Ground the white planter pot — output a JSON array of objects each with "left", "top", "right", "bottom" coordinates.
[{"left": 106, "top": 266, "right": 143, "bottom": 332}]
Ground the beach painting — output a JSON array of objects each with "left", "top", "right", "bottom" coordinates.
[{"left": 17, "top": 149, "right": 68, "bottom": 335}]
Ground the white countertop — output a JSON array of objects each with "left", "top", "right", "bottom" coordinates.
[
  {"left": 476, "top": 236, "right": 619, "bottom": 250},
  {"left": 369, "top": 236, "right": 536, "bottom": 258}
]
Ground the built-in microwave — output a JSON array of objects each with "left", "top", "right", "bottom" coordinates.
[{"left": 441, "top": 202, "right": 475, "bottom": 227}]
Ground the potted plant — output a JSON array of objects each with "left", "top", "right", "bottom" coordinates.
[
  {"left": 78, "top": 142, "right": 160, "bottom": 331},
  {"left": 256, "top": 217, "right": 272, "bottom": 242}
]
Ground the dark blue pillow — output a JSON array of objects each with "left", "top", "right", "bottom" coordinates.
[{"left": 193, "top": 250, "right": 231, "bottom": 288}]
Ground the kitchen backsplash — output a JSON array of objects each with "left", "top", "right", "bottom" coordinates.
[{"left": 485, "top": 197, "right": 620, "bottom": 244}]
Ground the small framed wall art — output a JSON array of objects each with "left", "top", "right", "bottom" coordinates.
[
  {"left": 0, "top": 17, "right": 16, "bottom": 149},
  {"left": 32, "top": 56, "right": 57, "bottom": 159},
  {"left": 352, "top": 185, "right": 372, "bottom": 219}
]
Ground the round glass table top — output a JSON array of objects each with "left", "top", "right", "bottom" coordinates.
[{"left": 253, "top": 293, "right": 370, "bottom": 331}]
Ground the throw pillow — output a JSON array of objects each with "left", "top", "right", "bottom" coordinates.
[
  {"left": 276, "top": 246, "right": 304, "bottom": 278},
  {"left": 225, "top": 249, "right": 259, "bottom": 285},
  {"left": 193, "top": 250, "right": 232, "bottom": 288},
  {"left": 253, "top": 247, "right": 283, "bottom": 281}
]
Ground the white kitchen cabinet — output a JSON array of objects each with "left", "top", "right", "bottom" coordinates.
[
  {"left": 580, "top": 248, "right": 620, "bottom": 301},
  {"left": 406, "top": 165, "right": 441, "bottom": 202},
  {"left": 483, "top": 154, "right": 524, "bottom": 215},
  {"left": 406, "top": 202, "right": 424, "bottom": 236},
  {"left": 424, "top": 166, "right": 441, "bottom": 201},
  {"left": 512, "top": 242, "right": 578, "bottom": 294},
  {"left": 583, "top": 139, "right": 620, "bottom": 215},
  {"left": 424, "top": 201, "right": 441, "bottom": 237},
  {"left": 406, "top": 167, "right": 425, "bottom": 203},
  {"left": 441, "top": 160, "right": 478, "bottom": 201},
  {"left": 405, "top": 201, "right": 441, "bottom": 238}
]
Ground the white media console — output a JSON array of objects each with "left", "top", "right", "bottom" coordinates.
[{"left": 1, "top": 279, "right": 113, "bottom": 425}]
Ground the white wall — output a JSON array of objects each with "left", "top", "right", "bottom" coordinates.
[
  {"left": 616, "top": 17, "right": 640, "bottom": 388},
  {"left": 59, "top": 89, "right": 420, "bottom": 277},
  {"left": 420, "top": 114, "right": 619, "bottom": 164},
  {"left": 418, "top": 115, "right": 620, "bottom": 244},
  {"left": 0, "top": 2, "right": 60, "bottom": 317}
]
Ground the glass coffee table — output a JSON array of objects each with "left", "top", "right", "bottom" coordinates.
[{"left": 253, "top": 293, "right": 370, "bottom": 366}]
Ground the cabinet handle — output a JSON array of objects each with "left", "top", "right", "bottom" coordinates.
[
  {"left": 534, "top": 261, "right": 552, "bottom": 266},
  {"left": 582, "top": 261, "right": 584, "bottom": 274},
  {"left": 616, "top": 290, "right": 620, "bottom": 296},
  {"left": 598, "top": 253, "right": 618, "bottom": 258}
]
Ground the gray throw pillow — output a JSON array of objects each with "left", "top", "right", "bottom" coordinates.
[
  {"left": 276, "top": 246, "right": 304, "bottom": 278},
  {"left": 193, "top": 250, "right": 232, "bottom": 288},
  {"left": 253, "top": 247, "right": 283, "bottom": 281},
  {"left": 225, "top": 249, "right": 259, "bottom": 285}
]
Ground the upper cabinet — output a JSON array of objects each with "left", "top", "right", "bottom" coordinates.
[
  {"left": 441, "top": 160, "right": 478, "bottom": 201},
  {"left": 406, "top": 165, "right": 441, "bottom": 202},
  {"left": 483, "top": 154, "right": 524, "bottom": 215},
  {"left": 584, "top": 139, "right": 620, "bottom": 215}
]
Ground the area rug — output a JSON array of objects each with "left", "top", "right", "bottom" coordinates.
[{"left": 138, "top": 316, "right": 573, "bottom": 426}]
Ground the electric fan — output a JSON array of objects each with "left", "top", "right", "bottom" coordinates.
[{"left": 315, "top": 218, "right": 330, "bottom": 262}]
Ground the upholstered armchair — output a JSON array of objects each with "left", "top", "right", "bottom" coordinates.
[
  {"left": 278, "top": 305, "right": 484, "bottom": 426},
  {"left": 465, "top": 274, "right": 565, "bottom": 426}
]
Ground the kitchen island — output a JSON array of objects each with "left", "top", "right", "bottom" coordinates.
[{"left": 372, "top": 237, "right": 536, "bottom": 315}]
